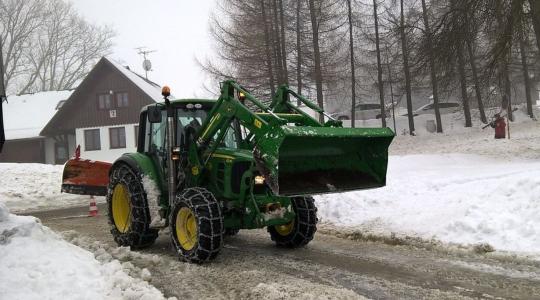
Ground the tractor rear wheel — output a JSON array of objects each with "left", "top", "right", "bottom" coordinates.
[
  {"left": 170, "top": 187, "right": 224, "bottom": 263},
  {"left": 268, "top": 197, "right": 318, "bottom": 248},
  {"left": 107, "top": 164, "right": 158, "bottom": 249}
]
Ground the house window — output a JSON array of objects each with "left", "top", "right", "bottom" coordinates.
[
  {"left": 84, "top": 129, "right": 101, "bottom": 151},
  {"left": 98, "top": 93, "right": 113, "bottom": 110},
  {"left": 109, "top": 127, "right": 126, "bottom": 149},
  {"left": 116, "top": 92, "right": 129, "bottom": 108},
  {"left": 134, "top": 125, "right": 139, "bottom": 147}
]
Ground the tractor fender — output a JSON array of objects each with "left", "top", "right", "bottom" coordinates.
[{"left": 110, "top": 153, "right": 165, "bottom": 201}]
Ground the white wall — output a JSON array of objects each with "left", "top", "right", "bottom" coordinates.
[{"left": 76, "top": 124, "right": 138, "bottom": 163}]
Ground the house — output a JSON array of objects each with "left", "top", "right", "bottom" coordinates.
[
  {"left": 0, "top": 91, "right": 73, "bottom": 163},
  {"left": 39, "top": 57, "right": 163, "bottom": 163}
]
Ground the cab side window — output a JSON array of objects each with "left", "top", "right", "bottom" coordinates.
[{"left": 146, "top": 110, "right": 167, "bottom": 154}]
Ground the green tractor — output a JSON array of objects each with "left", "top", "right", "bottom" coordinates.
[{"left": 63, "top": 80, "right": 394, "bottom": 263}]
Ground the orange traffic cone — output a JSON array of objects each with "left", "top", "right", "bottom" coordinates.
[{"left": 89, "top": 196, "right": 98, "bottom": 217}]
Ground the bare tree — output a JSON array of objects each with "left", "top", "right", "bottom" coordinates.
[
  {"left": 0, "top": 0, "right": 114, "bottom": 94},
  {"left": 0, "top": 0, "right": 45, "bottom": 92}
]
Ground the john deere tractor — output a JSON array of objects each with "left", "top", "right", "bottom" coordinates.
[{"left": 62, "top": 80, "right": 394, "bottom": 263}]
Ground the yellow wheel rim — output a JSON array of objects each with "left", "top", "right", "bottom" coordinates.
[
  {"left": 176, "top": 207, "right": 198, "bottom": 251},
  {"left": 275, "top": 220, "right": 295, "bottom": 236},
  {"left": 112, "top": 184, "right": 131, "bottom": 233}
]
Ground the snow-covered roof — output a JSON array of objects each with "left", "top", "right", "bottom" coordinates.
[
  {"left": 3, "top": 90, "right": 73, "bottom": 140},
  {"left": 104, "top": 57, "right": 163, "bottom": 102}
]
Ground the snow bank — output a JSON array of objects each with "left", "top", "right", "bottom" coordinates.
[
  {"left": 0, "top": 163, "right": 103, "bottom": 212},
  {"left": 316, "top": 154, "right": 540, "bottom": 257},
  {"left": 0, "top": 202, "right": 166, "bottom": 300}
]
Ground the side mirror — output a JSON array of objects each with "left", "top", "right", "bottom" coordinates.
[{"left": 147, "top": 105, "right": 162, "bottom": 123}]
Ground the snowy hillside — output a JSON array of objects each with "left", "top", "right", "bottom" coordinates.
[{"left": 0, "top": 202, "right": 166, "bottom": 300}]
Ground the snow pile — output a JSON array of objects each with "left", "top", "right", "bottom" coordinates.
[
  {"left": 390, "top": 118, "right": 540, "bottom": 160},
  {"left": 0, "top": 163, "right": 103, "bottom": 212},
  {"left": 141, "top": 175, "right": 165, "bottom": 227},
  {"left": 316, "top": 154, "right": 540, "bottom": 257},
  {"left": 0, "top": 202, "right": 166, "bottom": 300}
]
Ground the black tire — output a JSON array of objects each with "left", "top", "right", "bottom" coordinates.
[
  {"left": 268, "top": 197, "right": 318, "bottom": 248},
  {"left": 107, "top": 164, "right": 159, "bottom": 249},
  {"left": 224, "top": 228, "right": 240, "bottom": 236},
  {"left": 170, "top": 187, "right": 224, "bottom": 263}
]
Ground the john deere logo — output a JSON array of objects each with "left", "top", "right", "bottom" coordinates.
[
  {"left": 254, "top": 119, "right": 262, "bottom": 129},
  {"left": 191, "top": 166, "right": 200, "bottom": 176}
]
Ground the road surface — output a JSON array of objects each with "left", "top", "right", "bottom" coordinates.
[{"left": 29, "top": 205, "right": 540, "bottom": 300}]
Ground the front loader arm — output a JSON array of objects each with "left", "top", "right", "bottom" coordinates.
[{"left": 190, "top": 80, "right": 394, "bottom": 197}]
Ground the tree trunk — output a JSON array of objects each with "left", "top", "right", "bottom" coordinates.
[
  {"left": 373, "top": 0, "right": 386, "bottom": 128},
  {"left": 421, "top": 0, "right": 443, "bottom": 133},
  {"left": 503, "top": 64, "right": 513, "bottom": 121},
  {"left": 272, "top": 0, "right": 284, "bottom": 85},
  {"left": 261, "top": 0, "right": 276, "bottom": 96},
  {"left": 466, "top": 39, "right": 487, "bottom": 123},
  {"left": 308, "top": 0, "right": 325, "bottom": 123},
  {"left": 296, "top": 0, "right": 302, "bottom": 105},
  {"left": 278, "top": 0, "right": 289, "bottom": 85},
  {"left": 0, "top": 35, "right": 6, "bottom": 99},
  {"left": 529, "top": 0, "right": 540, "bottom": 54},
  {"left": 496, "top": 0, "right": 513, "bottom": 121},
  {"left": 347, "top": 0, "right": 357, "bottom": 128},
  {"left": 400, "top": 0, "right": 415, "bottom": 135},
  {"left": 520, "top": 35, "right": 534, "bottom": 119},
  {"left": 457, "top": 45, "right": 472, "bottom": 127}
]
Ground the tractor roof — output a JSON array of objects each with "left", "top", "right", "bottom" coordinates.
[{"left": 141, "top": 98, "right": 217, "bottom": 112}]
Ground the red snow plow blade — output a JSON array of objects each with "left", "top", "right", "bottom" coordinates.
[{"left": 61, "top": 158, "right": 111, "bottom": 196}]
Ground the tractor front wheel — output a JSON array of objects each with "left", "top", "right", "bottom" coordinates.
[
  {"left": 170, "top": 187, "right": 224, "bottom": 263},
  {"left": 107, "top": 164, "right": 158, "bottom": 249},
  {"left": 268, "top": 197, "right": 318, "bottom": 248}
]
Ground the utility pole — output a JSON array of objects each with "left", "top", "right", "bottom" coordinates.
[{"left": 135, "top": 47, "right": 157, "bottom": 80}]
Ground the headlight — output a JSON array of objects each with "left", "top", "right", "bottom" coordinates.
[{"left": 254, "top": 175, "right": 265, "bottom": 185}]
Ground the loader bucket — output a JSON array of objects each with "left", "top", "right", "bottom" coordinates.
[
  {"left": 61, "top": 158, "right": 112, "bottom": 196},
  {"left": 255, "top": 126, "right": 394, "bottom": 196}
]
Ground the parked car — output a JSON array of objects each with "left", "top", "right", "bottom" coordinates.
[
  {"left": 401, "top": 101, "right": 461, "bottom": 117},
  {"left": 331, "top": 103, "right": 382, "bottom": 121},
  {"left": 414, "top": 102, "right": 460, "bottom": 115}
]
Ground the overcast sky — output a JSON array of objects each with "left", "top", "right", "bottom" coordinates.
[{"left": 71, "top": 0, "right": 216, "bottom": 99}]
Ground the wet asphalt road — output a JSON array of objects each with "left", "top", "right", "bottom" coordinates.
[{"left": 27, "top": 205, "right": 540, "bottom": 300}]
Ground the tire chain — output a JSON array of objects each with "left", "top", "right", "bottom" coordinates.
[
  {"left": 268, "top": 196, "right": 318, "bottom": 248},
  {"left": 107, "top": 164, "right": 158, "bottom": 249},
  {"left": 170, "top": 187, "right": 224, "bottom": 263}
]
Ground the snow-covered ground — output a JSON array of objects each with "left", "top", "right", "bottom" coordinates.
[
  {"left": 0, "top": 202, "right": 167, "bottom": 300},
  {"left": 316, "top": 154, "right": 540, "bottom": 257},
  {"left": 0, "top": 163, "right": 103, "bottom": 213}
]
